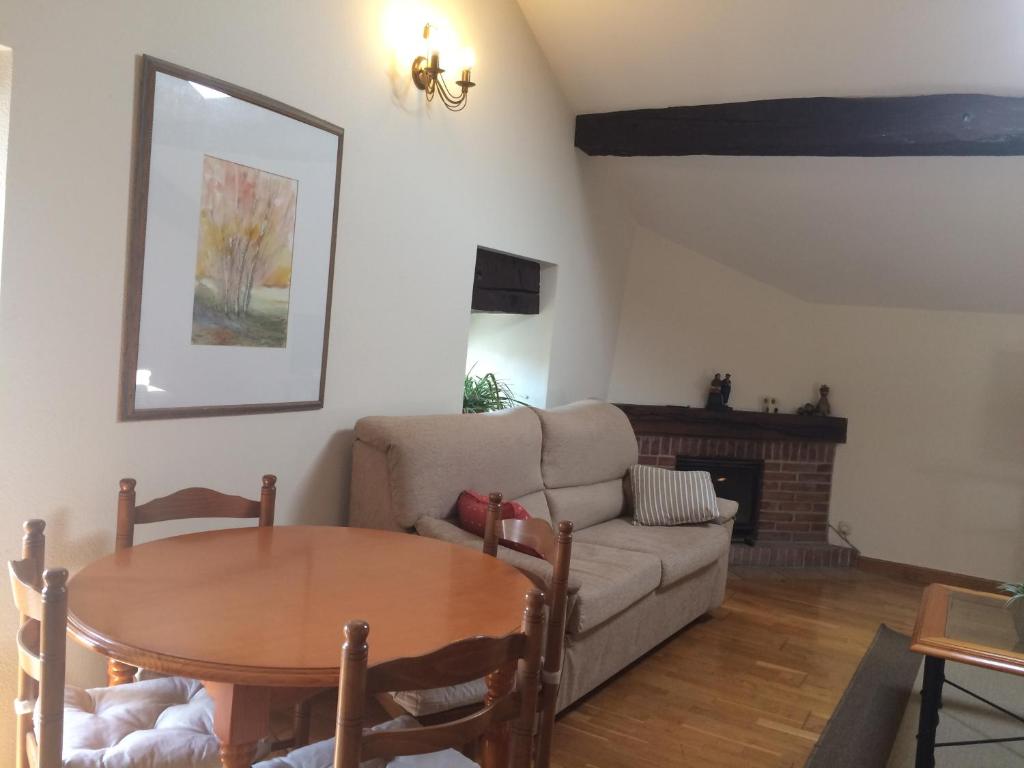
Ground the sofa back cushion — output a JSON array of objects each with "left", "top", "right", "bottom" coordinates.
[
  {"left": 353, "top": 407, "right": 547, "bottom": 529},
  {"left": 533, "top": 401, "right": 638, "bottom": 529},
  {"left": 545, "top": 479, "right": 629, "bottom": 531}
]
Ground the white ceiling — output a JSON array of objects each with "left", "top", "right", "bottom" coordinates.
[{"left": 517, "top": 0, "right": 1024, "bottom": 313}]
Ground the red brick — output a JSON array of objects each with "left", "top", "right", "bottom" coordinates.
[
  {"left": 784, "top": 502, "right": 814, "bottom": 513},
  {"left": 781, "top": 481, "right": 829, "bottom": 492},
  {"left": 759, "top": 512, "right": 794, "bottom": 523},
  {"left": 780, "top": 462, "right": 819, "bottom": 473},
  {"left": 775, "top": 521, "right": 811, "bottom": 532},
  {"left": 793, "top": 512, "right": 828, "bottom": 522},
  {"left": 795, "top": 491, "right": 831, "bottom": 503},
  {"left": 797, "top": 472, "right": 832, "bottom": 484},
  {"left": 793, "top": 531, "right": 827, "bottom": 543}
]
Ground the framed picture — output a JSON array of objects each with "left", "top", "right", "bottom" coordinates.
[{"left": 119, "top": 56, "right": 343, "bottom": 420}]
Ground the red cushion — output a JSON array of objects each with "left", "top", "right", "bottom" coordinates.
[{"left": 456, "top": 491, "right": 540, "bottom": 558}]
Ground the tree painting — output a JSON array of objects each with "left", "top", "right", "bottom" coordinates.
[{"left": 191, "top": 155, "right": 298, "bottom": 348}]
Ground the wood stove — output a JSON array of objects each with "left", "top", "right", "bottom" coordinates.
[{"left": 676, "top": 456, "right": 763, "bottom": 544}]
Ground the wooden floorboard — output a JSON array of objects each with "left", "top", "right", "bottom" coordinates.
[
  {"left": 549, "top": 567, "right": 922, "bottom": 768},
  {"left": 292, "top": 567, "right": 923, "bottom": 767}
]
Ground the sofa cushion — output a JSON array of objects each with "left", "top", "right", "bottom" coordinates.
[
  {"left": 533, "top": 401, "right": 638, "bottom": 490},
  {"left": 629, "top": 466, "right": 720, "bottom": 526},
  {"left": 389, "top": 678, "right": 487, "bottom": 718},
  {"left": 565, "top": 542, "right": 661, "bottom": 635},
  {"left": 513, "top": 490, "right": 552, "bottom": 524},
  {"left": 574, "top": 517, "right": 730, "bottom": 588},
  {"left": 545, "top": 479, "right": 626, "bottom": 530},
  {"left": 457, "top": 491, "right": 530, "bottom": 537},
  {"left": 354, "top": 407, "right": 545, "bottom": 528}
]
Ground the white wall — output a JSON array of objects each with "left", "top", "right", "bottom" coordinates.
[
  {"left": 0, "top": 0, "right": 632, "bottom": 751},
  {"left": 608, "top": 227, "right": 820, "bottom": 413},
  {"left": 817, "top": 304, "right": 1024, "bottom": 583},
  {"left": 465, "top": 264, "right": 556, "bottom": 408},
  {"left": 0, "top": 46, "right": 10, "bottom": 277},
  {"left": 610, "top": 226, "right": 1024, "bottom": 584}
]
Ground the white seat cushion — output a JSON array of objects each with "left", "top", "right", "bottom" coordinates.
[
  {"left": 54, "top": 676, "right": 222, "bottom": 768},
  {"left": 254, "top": 715, "right": 478, "bottom": 768}
]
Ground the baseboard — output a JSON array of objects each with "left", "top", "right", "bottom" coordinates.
[{"left": 856, "top": 556, "right": 1000, "bottom": 593}]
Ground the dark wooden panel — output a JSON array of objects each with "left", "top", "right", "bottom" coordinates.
[
  {"left": 575, "top": 94, "right": 1024, "bottom": 157},
  {"left": 472, "top": 248, "right": 540, "bottom": 314},
  {"left": 471, "top": 289, "right": 540, "bottom": 315},
  {"left": 615, "top": 404, "right": 848, "bottom": 443},
  {"left": 474, "top": 249, "right": 539, "bottom": 293}
]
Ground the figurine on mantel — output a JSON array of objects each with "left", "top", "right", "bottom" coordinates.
[
  {"left": 797, "top": 385, "right": 832, "bottom": 417},
  {"left": 705, "top": 372, "right": 733, "bottom": 411}
]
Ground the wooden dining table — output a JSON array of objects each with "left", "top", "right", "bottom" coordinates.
[{"left": 66, "top": 525, "right": 536, "bottom": 767}]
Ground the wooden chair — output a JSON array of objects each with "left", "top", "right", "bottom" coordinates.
[
  {"left": 114, "top": 474, "right": 276, "bottom": 552},
  {"left": 112, "top": 476, "right": 311, "bottom": 748},
  {"left": 10, "top": 520, "right": 221, "bottom": 768},
  {"left": 484, "top": 492, "right": 574, "bottom": 768},
  {"left": 111, "top": 475, "right": 276, "bottom": 687},
  {"left": 257, "top": 588, "right": 546, "bottom": 768}
]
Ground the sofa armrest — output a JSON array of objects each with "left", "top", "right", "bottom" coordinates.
[
  {"left": 714, "top": 497, "right": 739, "bottom": 524},
  {"left": 414, "top": 517, "right": 580, "bottom": 596}
]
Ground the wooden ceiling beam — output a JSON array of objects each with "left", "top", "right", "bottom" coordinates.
[{"left": 574, "top": 94, "right": 1024, "bottom": 157}]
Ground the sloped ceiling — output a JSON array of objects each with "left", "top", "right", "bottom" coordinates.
[{"left": 517, "top": 0, "right": 1024, "bottom": 313}]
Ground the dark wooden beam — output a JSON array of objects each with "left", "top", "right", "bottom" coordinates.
[
  {"left": 575, "top": 94, "right": 1024, "bottom": 157},
  {"left": 615, "top": 404, "right": 848, "bottom": 444},
  {"left": 472, "top": 248, "right": 540, "bottom": 315}
]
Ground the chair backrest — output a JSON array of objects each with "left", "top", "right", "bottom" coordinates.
[
  {"left": 334, "top": 588, "right": 545, "bottom": 768},
  {"left": 115, "top": 475, "right": 277, "bottom": 551},
  {"left": 483, "top": 492, "right": 573, "bottom": 768},
  {"left": 9, "top": 520, "right": 68, "bottom": 768}
]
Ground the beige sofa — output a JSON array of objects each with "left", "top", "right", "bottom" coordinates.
[{"left": 348, "top": 400, "right": 737, "bottom": 711}]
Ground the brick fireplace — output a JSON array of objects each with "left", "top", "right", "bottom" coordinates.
[{"left": 617, "top": 404, "right": 855, "bottom": 567}]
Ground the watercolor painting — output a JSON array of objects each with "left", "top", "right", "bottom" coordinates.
[{"left": 191, "top": 155, "right": 298, "bottom": 348}]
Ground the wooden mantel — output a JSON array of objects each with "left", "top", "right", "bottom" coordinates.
[{"left": 616, "top": 404, "right": 847, "bottom": 444}]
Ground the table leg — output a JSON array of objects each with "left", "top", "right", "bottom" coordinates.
[
  {"left": 481, "top": 660, "right": 515, "bottom": 768},
  {"left": 107, "top": 658, "right": 138, "bottom": 686},
  {"left": 915, "top": 656, "right": 945, "bottom": 768},
  {"left": 204, "top": 681, "right": 271, "bottom": 768}
]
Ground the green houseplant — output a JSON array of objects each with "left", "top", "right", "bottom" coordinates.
[
  {"left": 998, "top": 581, "right": 1024, "bottom": 641},
  {"left": 463, "top": 369, "right": 520, "bottom": 414}
]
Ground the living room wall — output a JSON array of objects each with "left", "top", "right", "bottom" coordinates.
[
  {"left": 607, "top": 227, "right": 819, "bottom": 413},
  {"left": 609, "top": 226, "right": 1024, "bottom": 584},
  {"left": 0, "top": 0, "right": 631, "bottom": 744}
]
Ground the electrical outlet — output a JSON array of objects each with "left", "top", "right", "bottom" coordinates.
[{"left": 837, "top": 521, "right": 852, "bottom": 537}]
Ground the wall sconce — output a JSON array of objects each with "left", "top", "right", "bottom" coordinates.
[{"left": 411, "top": 24, "right": 475, "bottom": 112}]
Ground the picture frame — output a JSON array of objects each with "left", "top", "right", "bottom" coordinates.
[{"left": 119, "top": 56, "right": 343, "bottom": 420}]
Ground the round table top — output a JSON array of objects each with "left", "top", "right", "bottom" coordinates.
[{"left": 67, "top": 526, "right": 535, "bottom": 686}]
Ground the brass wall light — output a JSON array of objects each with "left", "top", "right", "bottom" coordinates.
[{"left": 411, "top": 24, "right": 475, "bottom": 111}]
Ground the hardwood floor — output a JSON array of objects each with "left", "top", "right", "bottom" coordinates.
[
  {"left": 296, "top": 567, "right": 923, "bottom": 767},
  {"left": 549, "top": 567, "right": 923, "bottom": 768}
]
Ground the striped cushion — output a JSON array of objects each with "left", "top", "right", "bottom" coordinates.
[{"left": 630, "top": 465, "right": 720, "bottom": 526}]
